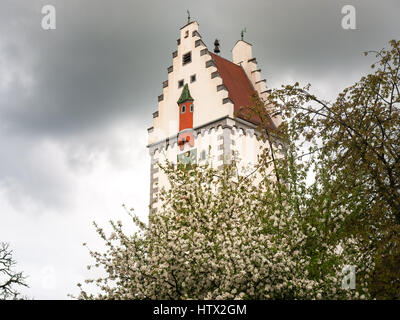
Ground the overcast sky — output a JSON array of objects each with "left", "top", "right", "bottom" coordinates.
[{"left": 0, "top": 0, "right": 399, "bottom": 299}]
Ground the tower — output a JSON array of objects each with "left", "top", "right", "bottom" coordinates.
[
  {"left": 177, "top": 84, "right": 195, "bottom": 151},
  {"left": 147, "top": 20, "right": 281, "bottom": 211}
]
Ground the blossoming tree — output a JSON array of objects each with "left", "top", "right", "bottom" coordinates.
[
  {"left": 77, "top": 139, "right": 371, "bottom": 299},
  {"left": 259, "top": 40, "right": 400, "bottom": 299},
  {"left": 76, "top": 40, "right": 400, "bottom": 301}
]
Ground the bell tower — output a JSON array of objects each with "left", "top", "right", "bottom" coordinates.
[{"left": 146, "top": 19, "right": 282, "bottom": 212}]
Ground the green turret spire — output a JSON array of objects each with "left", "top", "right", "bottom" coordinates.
[{"left": 177, "top": 83, "right": 194, "bottom": 104}]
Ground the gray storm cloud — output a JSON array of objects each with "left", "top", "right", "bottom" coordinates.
[{"left": 1, "top": 0, "right": 399, "bottom": 137}]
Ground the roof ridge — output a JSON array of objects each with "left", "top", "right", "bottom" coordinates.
[
  {"left": 209, "top": 52, "right": 241, "bottom": 68},
  {"left": 209, "top": 51, "right": 276, "bottom": 130}
]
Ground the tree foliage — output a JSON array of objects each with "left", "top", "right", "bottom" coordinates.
[
  {"left": 0, "top": 242, "right": 28, "bottom": 300},
  {"left": 77, "top": 158, "right": 371, "bottom": 299},
  {"left": 257, "top": 39, "right": 400, "bottom": 299}
]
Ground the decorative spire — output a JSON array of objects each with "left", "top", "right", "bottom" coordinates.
[
  {"left": 241, "top": 27, "right": 247, "bottom": 41},
  {"left": 177, "top": 84, "right": 194, "bottom": 104},
  {"left": 187, "top": 10, "right": 191, "bottom": 24},
  {"left": 214, "top": 39, "right": 220, "bottom": 54}
]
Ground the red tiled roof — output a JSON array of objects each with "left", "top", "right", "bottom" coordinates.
[{"left": 209, "top": 52, "right": 276, "bottom": 130}]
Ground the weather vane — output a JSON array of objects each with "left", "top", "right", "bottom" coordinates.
[
  {"left": 187, "top": 10, "right": 191, "bottom": 24},
  {"left": 241, "top": 28, "right": 247, "bottom": 41}
]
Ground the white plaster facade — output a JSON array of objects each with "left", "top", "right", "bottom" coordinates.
[{"left": 147, "top": 21, "right": 281, "bottom": 211}]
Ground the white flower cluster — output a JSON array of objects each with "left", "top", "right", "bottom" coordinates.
[{"left": 78, "top": 159, "right": 372, "bottom": 300}]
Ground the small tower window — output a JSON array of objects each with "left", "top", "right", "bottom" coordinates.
[
  {"left": 184, "top": 30, "right": 189, "bottom": 38},
  {"left": 181, "top": 105, "right": 186, "bottom": 113},
  {"left": 190, "top": 74, "right": 196, "bottom": 83},
  {"left": 183, "top": 52, "right": 192, "bottom": 65},
  {"left": 178, "top": 79, "right": 184, "bottom": 88},
  {"left": 190, "top": 104, "right": 193, "bottom": 112}
]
